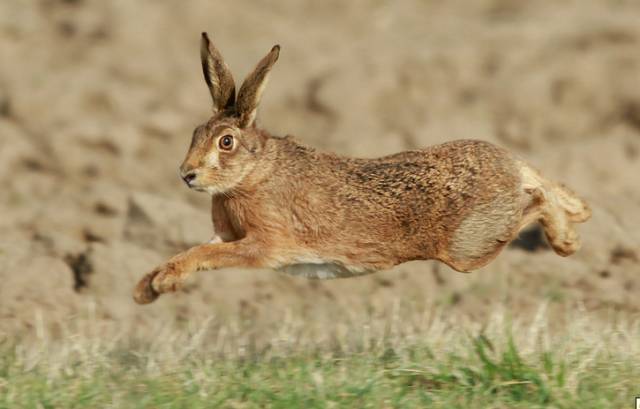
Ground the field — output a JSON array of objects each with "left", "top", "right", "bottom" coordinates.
[
  {"left": 1, "top": 0, "right": 640, "bottom": 407},
  {"left": 3, "top": 306, "right": 640, "bottom": 408}
]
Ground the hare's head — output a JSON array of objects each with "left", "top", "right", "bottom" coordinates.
[{"left": 179, "top": 33, "right": 279, "bottom": 194}]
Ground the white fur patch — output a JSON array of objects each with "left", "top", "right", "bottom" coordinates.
[
  {"left": 205, "top": 151, "right": 219, "bottom": 168},
  {"left": 208, "top": 236, "right": 223, "bottom": 244},
  {"left": 277, "top": 258, "right": 373, "bottom": 280}
]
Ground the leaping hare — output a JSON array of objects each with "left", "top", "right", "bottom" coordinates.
[{"left": 133, "top": 33, "right": 591, "bottom": 304}]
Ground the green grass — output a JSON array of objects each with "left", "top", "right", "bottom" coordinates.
[
  {"left": 1, "top": 337, "right": 637, "bottom": 408},
  {"left": 1, "top": 307, "right": 638, "bottom": 408}
]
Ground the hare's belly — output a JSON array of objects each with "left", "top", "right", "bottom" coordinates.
[{"left": 277, "top": 262, "right": 373, "bottom": 279}]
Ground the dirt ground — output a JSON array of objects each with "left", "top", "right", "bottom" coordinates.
[{"left": 1, "top": 0, "right": 639, "bottom": 340}]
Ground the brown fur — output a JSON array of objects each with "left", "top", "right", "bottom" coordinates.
[{"left": 133, "top": 34, "right": 591, "bottom": 304}]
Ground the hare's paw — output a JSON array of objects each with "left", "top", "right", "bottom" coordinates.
[
  {"left": 133, "top": 262, "right": 184, "bottom": 304},
  {"left": 550, "top": 227, "right": 581, "bottom": 257},
  {"left": 150, "top": 262, "right": 185, "bottom": 295},
  {"left": 133, "top": 268, "right": 162, "bottom": 304}
]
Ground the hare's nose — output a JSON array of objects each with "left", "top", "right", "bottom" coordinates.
[{"left": 182, "top": 171, "right": 197, "bottom": 186}]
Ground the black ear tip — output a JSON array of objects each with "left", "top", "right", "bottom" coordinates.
[
  {"left": 202, "top": 32, "right": 209, "bottom": 40},
  {"left": 272, "top": 44, "right": 281, "bottom": 53}
]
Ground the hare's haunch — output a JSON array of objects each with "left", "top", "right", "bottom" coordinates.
[{"left": 133, "top": 33, "right": 590, "bottom": 304}]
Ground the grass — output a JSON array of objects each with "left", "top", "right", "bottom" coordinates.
[{"left": 1, "top": 305, "right": 639, "bottom": 408}]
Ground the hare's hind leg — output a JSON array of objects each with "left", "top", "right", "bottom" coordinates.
[
  {"left": 522, "top": 186, "right": 579, "bottom": 256},
  {"left": 519, "top": 164, "right": 590, "bottom": 257}
]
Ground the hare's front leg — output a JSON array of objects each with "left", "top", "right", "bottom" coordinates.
[{"left": 133, "top": 239, "right": 264, "bottom": 304}]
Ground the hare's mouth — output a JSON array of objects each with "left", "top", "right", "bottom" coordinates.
[
  {"left": 186, "top": 179, "right": 208, "bottom": 192},
  {"left": 186, "top": 179, "right": 225, "bottom": 196},
  {"left": 185, "top": 181, "right": 205, "bottom": 192},
  {"left": 181, "top": 170, "right": 209, "bottom": 192}
]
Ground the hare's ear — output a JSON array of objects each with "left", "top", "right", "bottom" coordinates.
[
  {"left": 201, "top": 32, "right": 236, "bottom": 113},
  {"left": 236, "top": 45, "right": 280, "bottom": 128}
]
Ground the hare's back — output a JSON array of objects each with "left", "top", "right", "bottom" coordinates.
[{"left": 345, "top": 140, "right": 525, "bottom": 268}]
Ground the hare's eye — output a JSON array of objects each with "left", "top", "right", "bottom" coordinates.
[{"left": 218, "top": 135, "right": 234, "bottom": 151}]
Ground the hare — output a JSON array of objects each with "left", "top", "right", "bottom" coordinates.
[{"left": 133, "top": 33, "right": 591, "bottom": 304}]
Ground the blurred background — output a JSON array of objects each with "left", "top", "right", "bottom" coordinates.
[{"left": 1, "top": 0, "right": 639, "bottom": 341}]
